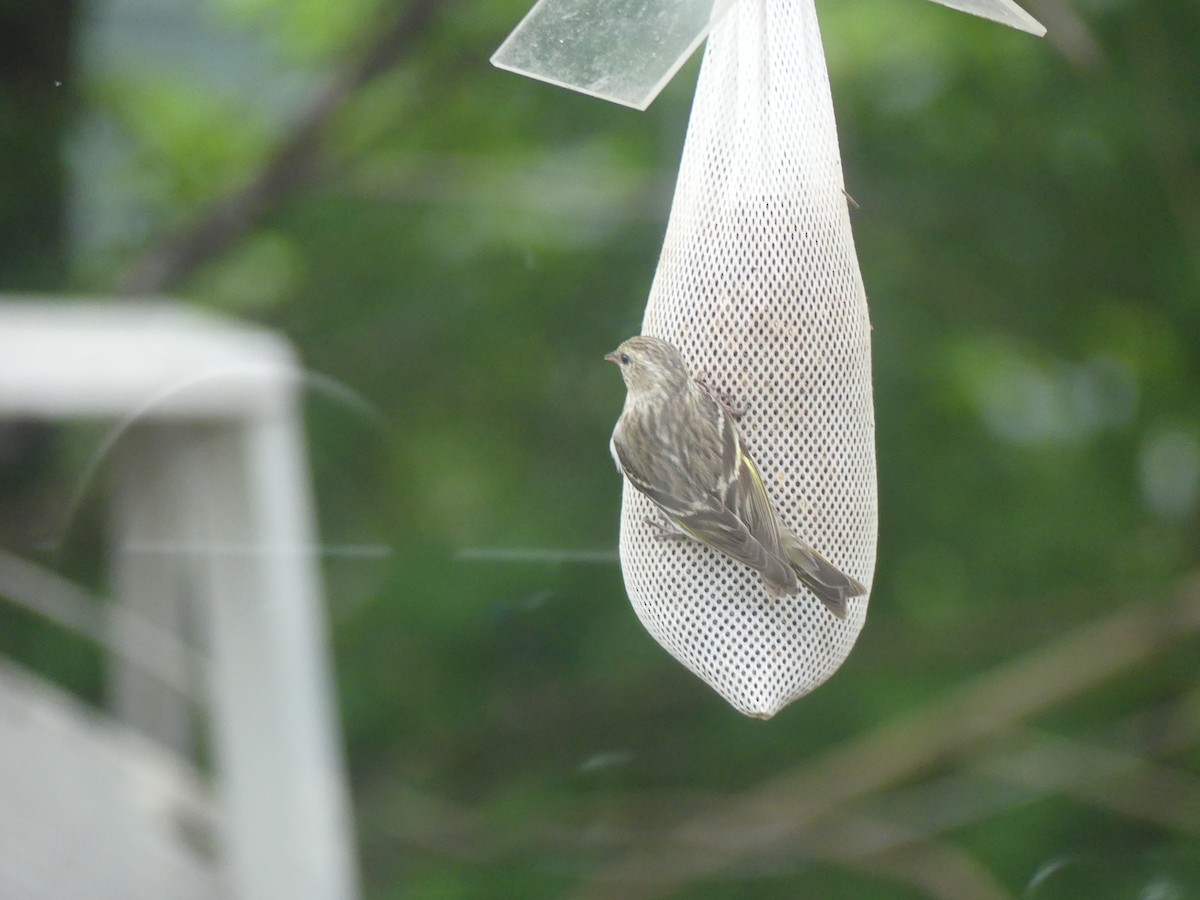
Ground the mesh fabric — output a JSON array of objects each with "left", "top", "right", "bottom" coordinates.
[{"left": 620, "top": 0, "right": 877, "bottom": 718}]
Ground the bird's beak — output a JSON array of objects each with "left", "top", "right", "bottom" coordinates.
[{"left": 604, "top": 351, "right": 618, "bottom": 363}]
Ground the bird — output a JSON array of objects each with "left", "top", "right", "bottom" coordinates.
[{"left": 605, "top": 335, "right": 865, "bottom": 618}]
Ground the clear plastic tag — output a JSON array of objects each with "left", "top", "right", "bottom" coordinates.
[
  {"left": 491, "top": 0, "right": 1045, "bottom": 110},
  {"left": 490, "top": 0, "right": 737, "bottom": 110},
  {"left": 926, "top": 0, "right": 1046, "bottom": 36}
]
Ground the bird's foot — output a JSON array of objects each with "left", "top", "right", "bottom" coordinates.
[{"left": 644, "top": 514, "right": 688, "bottom": 541}]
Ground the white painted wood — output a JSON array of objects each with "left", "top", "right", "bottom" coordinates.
[
  {"left": 0, "top": 299, "right": 360, "bottom": 900},
  {"left": 0, "top": 301, "right": 295, "bottom": 419},
  {"left": 109, "top": 424, "right": 199, "bottom": 756},
  {"left": 0, "top": 658, "right": 220, "bottom": 900}
]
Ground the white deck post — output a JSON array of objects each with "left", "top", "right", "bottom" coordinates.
[
  {"left": 109, "top": 425, "right": 200, "bottom": 756},
  {"left": 177, "top": 414, "right": 358, "bottom": 900}
]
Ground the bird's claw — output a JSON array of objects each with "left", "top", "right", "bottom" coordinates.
[{"left": 644, "top": 514, "right": 688, "bottom": 541}]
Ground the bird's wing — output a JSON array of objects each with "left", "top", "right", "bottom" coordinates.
[
  {"left": 719, "top": 413, "right": 783, "bottom": 555},
  {"left": 612, "top": 436, "right": 787, "bottom": 582}
]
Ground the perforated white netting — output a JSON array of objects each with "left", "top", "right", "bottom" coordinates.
[{"left": 620, "top": 0, "right": 877, "bottom": 718}]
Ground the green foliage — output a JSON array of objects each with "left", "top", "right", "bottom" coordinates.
[
  {"left": 92, "top": 74, "right": 276, "bottom": 219},
  {"left": 4, "top": 0, "right": 1200, "bottom": 896}
]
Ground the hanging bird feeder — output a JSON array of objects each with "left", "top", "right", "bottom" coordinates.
[{"left": 493, "top": 0, "right": 1044, "bottom": 718}]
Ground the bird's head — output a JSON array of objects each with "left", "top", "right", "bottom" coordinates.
[{"left": 605, "top": 335, "right": 691, "bottom": 396}]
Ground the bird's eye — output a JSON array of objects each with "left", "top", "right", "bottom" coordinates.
[{"left": 620, "top": 353, "right": 630, "bottom": 365}]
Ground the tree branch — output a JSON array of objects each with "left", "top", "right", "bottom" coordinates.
[
  {"left": 117, "top": 0, "right": 442, "bottom": 295},
  {"left": 568, "top": 573, "right": 1200, "bottom": 899}
]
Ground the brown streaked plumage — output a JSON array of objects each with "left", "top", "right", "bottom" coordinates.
[{"left": 605, "top": 335, "right": 865, "bottom": 618}]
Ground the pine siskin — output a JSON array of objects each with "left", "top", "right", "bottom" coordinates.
[{"left": 606, "top": 335, "right": 866, "bottom": 618}]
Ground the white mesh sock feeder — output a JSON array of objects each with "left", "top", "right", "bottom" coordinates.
[
  {"left": 495, "top": 0, "right": 1044, "bottom": 718},
  {"left": 615, "top": 0, "right": 873, "bottom": 718}
]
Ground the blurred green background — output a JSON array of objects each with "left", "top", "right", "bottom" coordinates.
[{"left": 3, "top": 0, "right": 1199, "bottom": 896}]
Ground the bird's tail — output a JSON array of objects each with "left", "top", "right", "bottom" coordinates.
[{"left": 781, "top": 532, "right": 867, "bottom": 619}]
